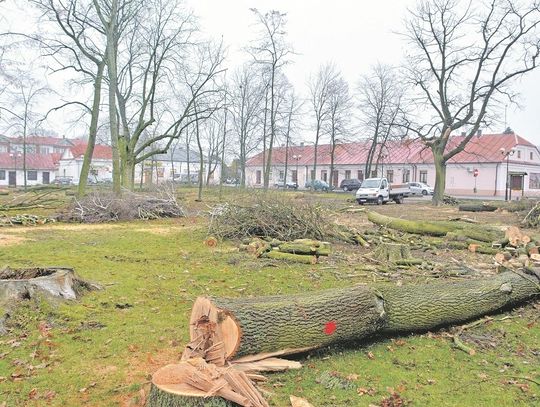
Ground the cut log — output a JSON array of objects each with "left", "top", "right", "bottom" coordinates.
[
  {"left": 262, "top": 251, "right": 318, "bottom": 264},
  {"left": 278, "top": 242, "right": 330, "bottom": 256},
  {"left": 184, "top": 271, "right": 538, "bottom": 361},
  {"left": 367, "top": 211, "right": 502, "bottom": 242},
  {"left": 458, "top": 204, "right": 497, "bottom": 212}
]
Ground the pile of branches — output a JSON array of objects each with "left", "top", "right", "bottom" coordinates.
[
  {"left": 522, "top": 201, "right": 540, "bottom": 227},
  {"left": 0, "top": 214, "right": 55, "bottom": 227},
  {"left": 59, "top": 188, "right": 185, "bottom": 223},
  {"left": 209, "top": 193, "right": 342, "bottom": 241}
]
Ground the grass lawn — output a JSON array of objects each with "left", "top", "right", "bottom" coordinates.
[{"left": 0, "top": 188, "right": 538, "bottom": 406}]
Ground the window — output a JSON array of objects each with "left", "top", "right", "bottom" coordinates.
[
  {"left": 292, "top": 170, "right": 298, "bottom": 182},
  {"left": 0, "top": 170, "right": 5, "bottom": 180},
  {"left": 256, "top": 170, "right": 261, "bottom": 184},
  {"left": 28, "top": 171, "right": 38, "bottom": 181},
  {"left": 402, "top": 169, "right": 410, "bottom": 183},
  {"left": 419, "top": 170, "right": 428, "bottom": 183},
  {"left": 386, "top": 170, "right": 394, "bottom": 183},
  {"left": 517, "top": 150, "right": 521, "bottom": 159},
  {"left": 371, "top": 170, "right": 377, "bottom": 178},
  {"left": 531, "top": 152, "right": 534, "bottom": 160},
  {"left": 381, "top": 179, "right": 388, "bottom": 189},
  {"left": 357, "top": 170, "right": 364, "bottom": 181},
  {"left": 320, "top": 170, "right": 327, "bottom": 182},
  {"left": 279, "top": 170, "right": 284, "bottom": 181},
  {"left": 345, "top": 170, "right": 351, "bottom": 179},
  {"left": 310, "top": 170, "right": 315, "bottom": 180}
]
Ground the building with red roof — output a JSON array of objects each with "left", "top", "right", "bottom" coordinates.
[
  {"left": 245, "top": 131, "right": 540, "bottom": 198},
  {"left": 58, "top": 141, "right": 114, "bottom": 182}
]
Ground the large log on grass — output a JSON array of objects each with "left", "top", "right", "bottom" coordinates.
[
  {"left": 187, "top": 271, "right": 538, "bottom": 360},
  {"left": 148, "top": 270, "right": 539, "bottom": 406},
  {"left": 367, "top": 211, "right": 502, "bottom": 242}
]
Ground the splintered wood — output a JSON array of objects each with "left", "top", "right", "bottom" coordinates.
[{"left": 150, "top": 298, "right": 298, "bottom": 406}]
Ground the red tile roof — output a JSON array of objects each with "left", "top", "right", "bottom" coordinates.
[
  {"left": 3, "top": 135, "right": 74, "bottom": 147},
  {"left": 0, "top": 153, "right": 58, "bottom": 170},
  {"left": 247, "top": 133, "right": 538, "bottom": 166},
  {"left": 68, "top": 141, "right": 113, "bottom": 160}
]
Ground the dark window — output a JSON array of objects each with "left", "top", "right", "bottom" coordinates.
[
  {"left": 345, "top": 170, "right": 351, "bottom": 179},
  {"left": 517, "top": 150, "right": 521, "bottom": 159},
  {"left": 386, "top": 170, "right": 394, "bottom": 183},
  {"left": 357, "top": 170, "right": 364, "bottom": 181},
  {"left": 292, "top": 170, "right": 298, "bottom": 182},
  {"left": 256, "top": 170, "right": 261, "bottom": 184},
  {"left": 0, "top": 170, "right": 5, "bottom": 180},
  {"left": 402, "top": 169, "right": 410, "bottom": 183},
  {"left": 371, "top": 170, "right": 377, "bottom": 178},
  {"left": 320, "top": 170, "right": 327, "bottom": 182},
  {"left": 28, "top": 170, "right": 38, "bottom": 181},
  {"left": 310, "top": 170, "right": 315, "bottom": 180},
  {"left": 279, "top": 170, "right": 284, "bottom": 181},
  {"left": 419, "top": 170, "right": 428, "bottom": 183},
  {"left": 530, "top": 152, "right": 534, "bottom": 160}
]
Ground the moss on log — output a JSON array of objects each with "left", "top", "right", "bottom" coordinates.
[
  {"left": 278, "top": 242, "right": 329, "bottom": 256},
  {"left": 262, "top": 251, "right": 318, "bottom": 264},
  {"left": 373, "top": 242, "right": 411, "bottom": 262}
]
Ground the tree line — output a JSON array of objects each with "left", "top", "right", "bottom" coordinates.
[{"left": 0, "top": 0, "right": 539, "bottom": 204}]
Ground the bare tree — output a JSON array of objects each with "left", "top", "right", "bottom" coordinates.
[
  {"left": 248, "top": 9, "right": 292, "bottom": 189},
  {"left": 356, "top": 64, "right": 403, "bottom": 179},
  {"left": 325, "top": 73, "right": 352, "bottom": 189},
  {"left": 29, "top": 0, "right": 108, "bottom": 196},
  {"left": 308, "top": 62, "right": 338, "bottom": 181},
  {"left": 230, "top": 65, "right": 264, "bottom": 187},
  {"left": 403, "top": 0, "right": 540, "bottom": 204},
  {"left": 0, "top": 73, "right": 50, "bottom": 190}
]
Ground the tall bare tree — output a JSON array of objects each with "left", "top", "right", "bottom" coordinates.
[
  {"left": 403, "top": 0, "right": 540, "bottom": 204},
  {"left": 356, "top": 64, "right": 403, "bottom": 179},
  {"left": 248, "top": 9, "right": 292, "bottom": 189},
  {"left": 230, "top": 65, "right": 264, "bottom": 187},
  {"left": 326, "top": 73, "right": 352, "bottom": 189},
  {"left": 308, "top": 62, "right": 338, "bottom": 181}
]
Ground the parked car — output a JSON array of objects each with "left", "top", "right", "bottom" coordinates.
[
  {"left": 408, "top": 182, "right": 434, "bottom": 196},
  {"left": 274, "top": 180, "right": 298, "bottom": 189},
  {"left": 305, "top": 179, "right": 330, "bottom": 191},
  {"left": 53, "top": 176, "right": 73, "bottom": 186},
  {"left": 339, "top": 178, "right": 362, "bottom": 191}
]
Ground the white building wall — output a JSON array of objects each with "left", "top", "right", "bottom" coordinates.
[{"left": 0, "top": 169, "right": 55, "bottom": 187}]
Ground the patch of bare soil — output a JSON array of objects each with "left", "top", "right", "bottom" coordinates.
[{"left": 0, "top": 233, "right": 28, "bottom": 246}]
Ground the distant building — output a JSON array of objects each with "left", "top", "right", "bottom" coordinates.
[
  {"left": 58, "top": 141, "right": 114, "bottom": 182},
  {"left": 245, "top": 132, "right": 540, "bottom": 198},
  {"left": 0, "top": 153, "right": 58, "bottom": 187}
]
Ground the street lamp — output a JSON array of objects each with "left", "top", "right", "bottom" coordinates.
[
  {"left": 500, "top": 148, "right": 515, "bottom": 201},
  {"left": 292, "top": 154, "right": 302, "bottom": 187}
]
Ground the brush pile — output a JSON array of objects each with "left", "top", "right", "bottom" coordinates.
[
  {"left": 60, "top": 188, "right": 185, "bottom": 223},
  {"left": 209, "top": 193, "right": 339, "bottom": 242},
  {"left": 521, "top": 200, "right": 540, "bottom": 228}
]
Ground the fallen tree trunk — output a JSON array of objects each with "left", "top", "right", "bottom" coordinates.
[
  {"left": 367, "top": 211, "right": 502, "bottom": 242},
  {"left": 148, "top": 270, "right": 539, "bottom": 406},
  {"left": 458, "top": 204, "right": 497, "bottom": 212}
]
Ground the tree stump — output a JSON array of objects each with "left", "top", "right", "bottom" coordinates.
[
  {"left": 0, "top": 267, "right": 99, "bottom": 334},
  {"left": 373, "top": 242, "right": 411, "bottom": 263}
]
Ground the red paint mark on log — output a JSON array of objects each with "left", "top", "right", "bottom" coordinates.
[{"left": 324, "top": 321, "right": 337, "bottom": 335}]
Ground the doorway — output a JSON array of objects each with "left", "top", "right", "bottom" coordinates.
[
  {"left": 8, "top": 171, "right": 16, "bottom": 186},
  {"left": 43, "top": 172, "right": 50, "bottom": 184}
]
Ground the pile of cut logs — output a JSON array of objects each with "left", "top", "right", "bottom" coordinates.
[
  {"left": 239, "top": 238, "right": 331, "bottom": 264},
  {"left": 0, "top": 214, "right": 55, "bottom": 227}
]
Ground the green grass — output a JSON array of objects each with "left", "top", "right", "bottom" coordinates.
[{"left": 0, "top": 211, "right": 539, "bottom": 406}]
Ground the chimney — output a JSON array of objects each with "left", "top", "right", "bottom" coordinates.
[
  {"left": 461, "top": 131, "right": 466, "bottom": 136},
  {"left": 477, "top": 129, "right": 482, "bottom": 136},
  {"left": 300, "top": 142, "right": 304, "bottom": 147}
]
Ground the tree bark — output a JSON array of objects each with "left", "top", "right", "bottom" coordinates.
[
  {"left": 188, "top": 271, "right": 538, "bottom": 361},
  {"left": 432, "top": 149, "right": 446, "bottom": 206}
]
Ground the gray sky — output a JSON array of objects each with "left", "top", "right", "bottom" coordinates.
[
  {"left": 186, "top": 0, "right": 540, "bottom": 144},
  {"left": 2, "top": 0, "right": 540, "bottom": 143}
]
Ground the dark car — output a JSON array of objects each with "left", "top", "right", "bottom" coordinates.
[
  {"left": 305, "top": 179, "right": 330, "bottom": 191},
  {"left": 53, "top": 176, "right": 73, "bottom": 186},
  {"left": 340, "top": 178, "right": 362, "bottom": 191},
  {"left": 274, "top": 180, "right": 298, "bottom": 189}
]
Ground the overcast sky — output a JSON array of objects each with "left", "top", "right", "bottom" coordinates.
[
  {"left": 2, "top": 0, "right": 540, "bottom": 143},
  {"left": 186, "top": 0, "right": 540, "bottom": 144}
]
